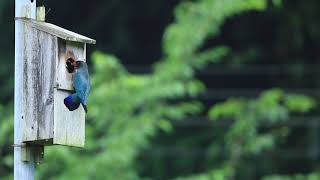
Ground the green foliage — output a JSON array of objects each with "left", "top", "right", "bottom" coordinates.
[
  {"left": 209, "top": 98, "right": 246, "bottom": 120},
  {"left": 177, "top": 89, "right": 316, "bottom": 180},
  {"left": 163, "top": 0, "right": 266, "bottom": 59},
  {"left": 209, "top": 89, "right": 315, "bottom": 146},
  {"left": 175, "top": 166, "right": 234, "bottom": 180},
  {"left": 0, "top": 103, "right": 13, "bottom": 179},
  {"left": 209, "top": 89, "right": 315, "bottom": 177},
  {"left": 263, "top": 172, "right": 320, "bottom": 180},
  {"left": 209, "top": 89, "right": 316, "bottom": 123},
  {"left": 284, "top": 94, "right": 317, "bottom": 113},
  {"left": 272, "top": 0, "right": 283, "bottom": 8},
  {"left": 0, "top": 0, "right": 278, "bottom": 179},
  {"left": 0, "top": 0, "right": 318, "bottom": 179}
]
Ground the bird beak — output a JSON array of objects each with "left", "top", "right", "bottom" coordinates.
[{"left": 72, "top": 61, "right": 77, "bottom": 69}]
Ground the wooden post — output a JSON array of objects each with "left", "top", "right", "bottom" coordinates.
[
  {"left": 15, "top": 0, "right": 36, "bottom": 179},
  {"left": 36, "top": 6, "right": 45, "bottom": 21}
]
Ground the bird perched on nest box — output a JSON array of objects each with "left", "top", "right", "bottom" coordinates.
[{"left": 64, "top": 61, "right": 90, "bottom": 113}]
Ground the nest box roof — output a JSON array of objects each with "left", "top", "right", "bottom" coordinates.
[{"left": 21, "top": 19, "right": 96, "bottom": 44}]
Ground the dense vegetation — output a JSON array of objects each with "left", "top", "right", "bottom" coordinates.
[{"left": 1, "top": 0, "right": 320, "bottom": 179}]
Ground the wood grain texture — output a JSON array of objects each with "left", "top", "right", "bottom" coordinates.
[
  {"left": 22, "top": 24, "right": 56, "bottom": 142},
  {"left": 54, "top": 41, "right": 86, "bottom": 147},
  {"left": 15, "top": 1, "right": 37, "bottom": 178},
  {"left": 36, "top": 6, "right": 45, "bottom": 22},
  {"left": 53, "top": 89, "right": 85, "bottom": 147},
  {"left": 21, "top": 19, "right": 86, "bottom": 148},
  {"left": 21, "top": 19, "right": 96, "bottom": 44},
  {"left": 56, "top": 41, "right": 86, "bottom": 91}
]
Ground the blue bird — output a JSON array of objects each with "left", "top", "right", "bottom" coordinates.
[{"left": 64, "top": 61, "right": 90, "bottom": 113}]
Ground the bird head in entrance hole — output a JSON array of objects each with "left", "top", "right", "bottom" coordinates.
[{"left": 66, "top": 57, "right": 76, "bottom": 73}]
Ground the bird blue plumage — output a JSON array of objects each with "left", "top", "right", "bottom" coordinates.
[
  {"left": 64, "top": 93, "right": 80, "bottom": 111},
  {"left": 64, "top": 61, "right": 90, "bottom": 113}
]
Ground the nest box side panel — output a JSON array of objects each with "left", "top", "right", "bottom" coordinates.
[
  {"left": 56, "top": 40, "right": 86, "bottom": 91},
  {"left": 53, "top": 89, "right": 85, "bottom": 147},
  {"left": 22, "top": 25, "right": 56, "bottom": 142}
]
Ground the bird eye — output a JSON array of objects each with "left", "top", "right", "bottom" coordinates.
[{"left": 66, "top": 58, "right": 75, "bottom": 73}]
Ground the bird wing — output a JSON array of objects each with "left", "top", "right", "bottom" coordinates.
[{"left": 74, "top": 69, "right": 90, "bottom": 105}]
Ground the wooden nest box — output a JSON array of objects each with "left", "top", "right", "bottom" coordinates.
[{"left": 20, "top": 19, "right": 96, "bottom": 147}]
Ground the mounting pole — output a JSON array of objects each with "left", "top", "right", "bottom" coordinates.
[{"left": 15, "top": 0, "right": 36, "bottom": 179}]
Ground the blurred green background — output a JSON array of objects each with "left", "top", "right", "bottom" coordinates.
[{"left": 1, "top": 0, "right": 320, "bottom": 179}]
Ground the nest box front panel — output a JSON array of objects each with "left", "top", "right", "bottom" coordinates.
[
  {"left": 53, "top": 89, "right": 85, "bottom": 147},
  {"left": 53, "top": 40, "right": 86, "bottom": 147},
  {"left": 56, "top": 40, "right": 86, "bottom": 91}
]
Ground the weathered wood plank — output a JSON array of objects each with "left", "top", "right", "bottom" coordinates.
[
  {"left": 53, "top": 89, "right": 85, "bottom": 147},
  {"left": 36, "top": 6, "right": 45, "bottom": 22},
  {"left": 21, "top": 20, "right": 87, "bottom": 148},
  {"left": 54, "top": 41, "right": 86, "bottom": 147},
  {"left": 56, "top": 41, "right": 86, "bottom": 91},
  {"left": 53, "top": 41, "right": 86, "bottom": 147},
  {"left": 21, "top": 19, "right": 96, "bottom": 44},
  {"left": 21, "top": 145, "right": 44, "bottom": 164},
  {"left": 22, "top": 25, "right": 55, "bottom": 142},
  {"left": 15, "top": 0, "right": 37, "bottom": 178}
]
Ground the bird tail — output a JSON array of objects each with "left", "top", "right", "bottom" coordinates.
[
  {"left": 82, "top": 104, "right": 88, "bottom": 113},
  {"left": 64, "top": 94, "right": 80, "bottom": 111}
]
